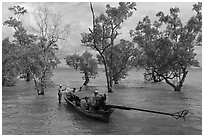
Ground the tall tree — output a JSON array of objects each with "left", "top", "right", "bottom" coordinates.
[
  {"left": 155, "top": 7, "right": 199, "bottom": 91},
  {"left": 131, "top": 7, "right": 200, "bottom": 91},
  {"left": 81, "top": 2, "right": 136, "bottom": 92},
  {"left": 3, "top": 5, "right": 37, "bottom": 82},
  {"left": 65, "top": 51, "right": 98, "bottom": 86},
  {"left": 29, "top": 5, "right": 69, "bottom": 95},
  {"left": 3, "top": 5, "right": 69, "bottom": 95}
]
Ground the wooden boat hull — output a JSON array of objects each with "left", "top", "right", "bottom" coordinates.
[{"left": 64, "top": 95, "right": 114, "bottom": 122}]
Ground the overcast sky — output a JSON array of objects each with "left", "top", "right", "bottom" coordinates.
[{"left": 2, "top": 2, "right": 199, "bottom": 59}]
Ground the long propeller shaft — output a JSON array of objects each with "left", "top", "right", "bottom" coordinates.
[{"left": 107, "top": 104, "right": 189, "bottom": 120}]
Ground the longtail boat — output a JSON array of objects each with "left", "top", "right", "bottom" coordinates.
[
  {"left": 63, "top": 93, "right": 114, "bottom": 123},
  {"left": 63, "top": 89, "right": 189, "bottom": 122}
]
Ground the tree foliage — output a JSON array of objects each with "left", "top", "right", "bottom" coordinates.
[
  {"left": 3, "top": 5, "right": 69, "bottom": 95},
  {"left": 28, "top": 5, "right": 69, "bottom": 95},
  {"left": 131, "top": 6, "right": 200, "bottom": 91},
  {"left": 192, "top": 2, "right": 202, "bottom": 46},
  {"left": 81, "top": 2, "right": 136, "bottom": 92},
  {"left": 130, "top": 15, "right": 164, "bottom": 82},
  {"left": 97, "top": 39, "right": 138, "bottom": 84},
  {"left": 3, "top": 5, "right": 38, "bottom": 84},
  {"left": 65, "top": 51, "right": 98, "bottom": 86},
  {"left": 2, "top": 38, "right": 21, "bottom": 86}
]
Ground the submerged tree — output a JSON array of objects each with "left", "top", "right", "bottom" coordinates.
[
  {"left": 65, "top": 51, "right": 98, "bottom": 86},
  {"left": 3, "top": 5, "right": 38, "bottom": 85},
  {"left": 81, "top": 2, "right": 136, "bottom": 92},
  {"left": 155, "top": 7, "right": 199, "bottom": 91},
  {"left": 131, "top": 7, "right": 200, "bottom": 91},
  {"left": 3, "top": 5, "right": 69, "bottom": 95},
  {"left": 28, "top": 5, "right": 69, "bottom": 95}
]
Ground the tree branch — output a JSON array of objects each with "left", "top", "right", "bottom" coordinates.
[
  {"left": 88, "top": 28, "right": 93, "bottom": 33},
  {"left": 101, "top": 43, "right": 112, "bottom": 54},
  {"left": 90, "top": 2, "right": 95, "bottom": 28}
]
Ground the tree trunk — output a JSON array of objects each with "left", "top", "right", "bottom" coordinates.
[
  {"left": 101, "top": 54, "right": 113, "bottom": 92},
  {"left": 38, "top": 65, "right": 49, "bottom": 95},
  {"left": 26, "top": 70, "right": 31, "bottom": 81},
  {"left": 40, "top": 80, "right": 45, "bottom": 95},
  {"left": 164, "top": 78, "right": 180, "bottom": 91},
  {"left": 89, "top": 3, "right": 113, "bottom": 93},
  {"left": 152, "top": 72, "right": 157, "bottom": 82},
  {"left": 34, "top": 78, "right": 41, "bottom": 95},
  {"left": 83, "top": 72, "right": 89, "bottom": 86},
  {"left": 163, "top": 70, "right": 188, "bottom": 91},
  {"left": 174, "top": 86, "right": 182, "bottom": 91},
  {"left": 109, "top": 48, "right": 113, "bottom": 89},
  {"left": 34, "top": 78, "right": 45, "bottom": 95},
  {"left": 179, "top": 70, "right": 188, "bottom": 88},
  {"left": 109, "top": 71, "right": 113, "bottom": 88},
  {"left": 104, "top": 63, "right": 113, "bottom": 92}
]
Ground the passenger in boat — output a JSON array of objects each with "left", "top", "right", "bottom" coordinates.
[
  {"left": 99, "top": 94, "right": 107, "bottom": 109},
  {"left": 72, "top": 88, "right": 76, "bottom": 93},
  {"left": 80, "top": 96, "right": 89, "bottom": 110},
  {"left": 72, "top": 95, "right": 81, "bottom": 107},
  {"left": 65, "top": 85, "right": 73, "bottom": 101},
  {"left": 74, "top": 96, "right": 81, "bottom": 107},
  {"left": 58, "top": 85, "right": 63, "bottom": 103},
  {"left": 89, "top": 90, "right": 101, "bottom": 111},
  {"left": 78, "top": 86, "right": 83, "bottom": 92},
  {"left": 66, "top": 85, "right": 71, "bottom": 92}
]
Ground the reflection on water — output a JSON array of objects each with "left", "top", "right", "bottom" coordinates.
[{"left": 2, "top": 68, "right": 202, "bottom": 135}]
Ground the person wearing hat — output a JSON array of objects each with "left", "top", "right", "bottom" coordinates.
[
  {"left": 78, "top": 86, "right": 83, "bottom": 92},
  {"left": 89, "top": 90, "right": 101, "bottom": 110},
  {"left": 94, "top": 90, "right": 98, "bottom": 95},
  {"left": 58, "top": 85, "right": 63, "bottom": 103},
  {"left": 99, "top": 93, "right": 107, "bottom": 110}
]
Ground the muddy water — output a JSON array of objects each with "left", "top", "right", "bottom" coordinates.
[{"left": 2, "top": 67, "right": 202, "bottom": 135}]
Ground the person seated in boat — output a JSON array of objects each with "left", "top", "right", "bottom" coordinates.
[
  {"left": 99, "top": 93, "right": 107, "bottom": 110},
  {"left": 65, "top": 85, "right": 74, "bottom": 101},
  {"left": 78, "top": 86, "right": 83, "bottom": 92},
  {"left": 72, "top": 88, "right": 76, "bottom": 93},
  {"left": 75, "top": 96, "right": 81, "bottom": 107},
  {"left": 80, "top": 96, "right": 89, "bottom": 110},
  {"left": 89, "top": 90, "right": 101, "bottom": 111},
  {"left": 63, "top": 85, "right": 70, "bottom": 94},
  {"left": 65, "top": 85, "right": 71, "bottom": 92}
]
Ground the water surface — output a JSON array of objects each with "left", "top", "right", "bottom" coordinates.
[{"left": 2, "top": 67, "right": 202, "bottom": 134}]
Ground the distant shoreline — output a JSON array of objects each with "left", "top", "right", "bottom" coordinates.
[{"left": 58, "top": 46, "right": 202, "bottom": 69}]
